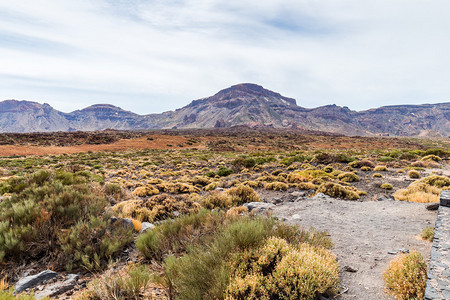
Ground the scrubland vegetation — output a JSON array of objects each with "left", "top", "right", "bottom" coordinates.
[{"left": 0, "top": 130, "right": 448, "bottom": 299}]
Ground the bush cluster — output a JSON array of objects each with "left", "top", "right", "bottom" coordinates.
[
  {"left": 142, "top": 211, "right": 338, "bottom": 300},
  {"left": 383, "top": 251, "right": 427, "bottom": 300},
  {"left": 0, "top": 170, "right": 132, "bottom": 270}
]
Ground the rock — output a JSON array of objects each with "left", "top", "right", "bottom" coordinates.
[
  {"left": 377, "top": 195, "right": 394, "bottom": 201},
  {"left": 343, "top": 265, "right": 358, "bottom": 273},
  {"left": 426, "top": 203, "right": 440, "bottom": 211},
  {"left": 388, "top": 250, "right": 398, "bottom": 255},
  {"left": 242, "top": 202, "right": 275, "bottom": 213},
  {"left": 272, "top": 197, "right": 283, "bottom": 204},
  {"left": 215, "top": 187, "right": 224, "bottom": 191},
  {"left": 15, "top": 270, "right": 57, "bottom": 293},
  {"left": 35, "top": 274, "right": 79, "bottom": 299},
  {"left": 110, "top": 217, "right": 134, "bottom": 229},
  {"left": 312, "top": 193, "right": 331, "bottom": 200},
  {"left": 290, "top": 191, "right": 306, "bottom": 197},
  {"left": 290, "top": 214, "right": 301, "bottom": 220},
  {"left": 140, "top": 222, "right": 155, "bottom": 233}
]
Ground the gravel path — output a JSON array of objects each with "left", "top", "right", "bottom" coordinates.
[{"left": 272, "top": 197, "right": 437, "bottom": 299}]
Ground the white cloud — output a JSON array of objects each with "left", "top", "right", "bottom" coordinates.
[{"left": 0, "top": 0, "right": 449, "bottom": 114}]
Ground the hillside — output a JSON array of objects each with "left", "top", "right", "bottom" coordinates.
[{"left": 1, "top": 84, "right": 449, "bottom": 136}]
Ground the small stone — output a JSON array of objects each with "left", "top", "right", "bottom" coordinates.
[
  {"left": 140, "top": 222, "right": 155, "bottom": 233},
  {"left": 242, "top": 202, "right": 275, "bottom": 213},
  {"left": 426, "top": 203, "right": 440, "bottom": 211},
  {"left": 343, "top": 266, "right": 358, "bottom": 273},
  {"left": 388, "top": 250, "right": 398, "bottom": 255},
  {"left": 290, "top": 191, "right": 305, "bottom": 197}
]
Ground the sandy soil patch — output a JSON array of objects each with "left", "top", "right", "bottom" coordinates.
[{"left": 273, "top": 198, "right": 436, "bottom": 299}]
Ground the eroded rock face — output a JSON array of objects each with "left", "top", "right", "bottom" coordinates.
[{"left": 1, "top": 84, "right": 449, "bottom": 136}]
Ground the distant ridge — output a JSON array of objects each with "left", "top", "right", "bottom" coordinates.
[{"left": 1, "top": 83, "right": 449, "bottom": 136}]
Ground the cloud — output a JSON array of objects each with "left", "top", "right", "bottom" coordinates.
[{"left": 0, "top": 0, "right": 449, "bottom": 114}]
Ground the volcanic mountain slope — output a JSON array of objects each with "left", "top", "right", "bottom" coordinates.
[
  {"left": 0, "top": 100, "right": 69, "bottom": 132},
  {"left": 0, "top": 83, "right": 449, "bottom": 136},
  {"left": 156, "top": 83, "right": 304, "bottom": 129}
]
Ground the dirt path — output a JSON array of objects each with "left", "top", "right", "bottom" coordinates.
[{"left": 272, "top": 197, "right": 437, "bottom": 299}]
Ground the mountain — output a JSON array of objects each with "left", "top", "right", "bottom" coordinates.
[{"left": 1, "top": 83, "right": 449, "bottom": 136}]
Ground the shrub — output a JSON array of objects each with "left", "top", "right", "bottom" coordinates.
[
  {"left": 132, "top": 185, "right": 159, "bottom": 197},
  {"left": 113, "top": 194, "right": 200, "bottom": 223},
  {"left": 394, "top": 175, "right": 450, "bottom": 203},
  {"left": 201, "top": 191, "right": 234, "bottom": 209},
  {"left": 360, "top": 166, "right": 372, "bottom": 171},
  {"left": 264, "top": 182, "right": 288, "bottom": 191},
  {"left": 287, "top": 170, "right": 332, "bottom": 184},
  {"left": 136, "top": 210, "right": 224, "bottom": 261},
  {"left": 316, "top": 182, "right": 360, "bottom": 200},
  {"left": 0, "top": 289, "right": 44, "bottom": 300},
  {"left": 227, "top": 185, "right": 261, "bottom": 205},
  {"left": 337, "top": 172, "right": 359, "bottom": 182},
  {"left": 374, "top": 166, "right": 388, "bottom": 172},
  {"left": 383, "top": 251, "right": 427, "bottom": 300},
  {"left": 81, "top": 263, "right": 151, "bottom": 299},
  {"left": 420, "top": 227, "right": 434, "bottom": 242},
  {"left": 156, "top": 182, "right": 200, "bottom": 194},
  {"left": 349, "top": 160, "right": 375, "bottom": 168},
  {"left": 421, "top": 155, "right": 441, "bottom": 162},
  {"left": 59, "top": 215, "right": 133, "bottom": 271},
  {"left": 373, "top": 173, "right": 382, "bottom": 178},
  {"left": 156, "top": 213, "right": 336, "bottom": 300},
  {"left": 217, "top": 167, "right": 233, "bottom": 177},
  {"left": 380, "top": 183, "right": 393, "bottom": 190},
  {"left": 408, "top": 170, "right": 420, "bottom": 179},
  {"left": 0, "top": 171, "right": 112, "bottom": 265}
]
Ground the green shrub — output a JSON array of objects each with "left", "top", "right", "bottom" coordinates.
[
  {"left": 226, "top": 185, "right": 261, "bottom": 205},
  {"left": 81, "top": 263, "right": 151, "bottom": 299},
  {"left": 59, "top": 215, "right": 133, "bottom": 271},
  {"left": 316, "top": 182, "right": 360, "bottom": 200},
  {"left": 349, "top": 160, "right": 375, "bottom": 168},
  {"left": 383, "top": 251, "right": 427, "bottom": 300},
  {"left": 421, "top": 154, "right": 442, "bottom": 162},
  {"left": 201, "top": 191, "right": 233, "bottom": 210},
  {"left": 0, "top": 170, "right": 112, "bottom": 265},
  {"left": 420, "top": 227, "right": 434, "bottom": 242},
  {"left": 408, "top": 170, "right": 420, "bottom": 179},
  {"left": 156, "top": 213, "right": 336, "bottom": 300},
  {"left": 374, "top": 166, "right": 388, "bottom": 172},
  {"left": 380, "top": 183, "right": 393, "bottom": 190},
  {"left": 136, "top": 210, "right": 223, "bottom": 261},
  {"left": 337, "top": 172, "right": 359, "bottom": 182},
  {"left": 373, "top": 173, "right": 382, "bottom": 178},
  {"left": 0, "top": 289, "right": 45, "bottom": 300},
  {"left": 264, "top": 182, "right": 289, "bottom": 191},
  {"left": 217, "top": 167, "right": 233, "bottom": 177}
]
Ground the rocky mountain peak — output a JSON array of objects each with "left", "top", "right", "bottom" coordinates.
[{"left": 211, "top": 83, "right": 297, "bottom": 106}]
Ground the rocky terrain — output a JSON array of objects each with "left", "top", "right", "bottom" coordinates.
[{"left": 1, "top": 83, "right": 449, "bottom": 136}]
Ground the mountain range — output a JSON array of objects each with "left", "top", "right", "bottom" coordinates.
[{"left": 1, "top": 83, "right": 449, "bottom": 136}]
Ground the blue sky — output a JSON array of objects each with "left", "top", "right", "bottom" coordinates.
[{"left": 0, "top": 0, "right": 450, "bottom": 114}]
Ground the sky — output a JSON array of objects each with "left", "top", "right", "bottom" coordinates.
[{"left": 1, "top": 0, "right": 450, "bottom": 114}]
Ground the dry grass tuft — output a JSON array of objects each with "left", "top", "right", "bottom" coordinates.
[
  {"left": 383, "top": 251, "right": 427, "bottom": 300},
  {"left": 394, "top": 175, "right": 450, "bottom": 203}
]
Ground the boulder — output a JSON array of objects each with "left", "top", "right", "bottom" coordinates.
[
  {"left": 15, "top": 270, "right": 57, "bottom": 293},
  {"left": 35, "top": 274, "right": 79, "bottom": 299},
  {"left": 242, "top": 202, "right": 275, "bottom": 214},
  {"left": 110, "top": 217, "right": 134, "bottom": 230},
  {"left": 140, "top": 222, "right": 155, "bottom": 233}
]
